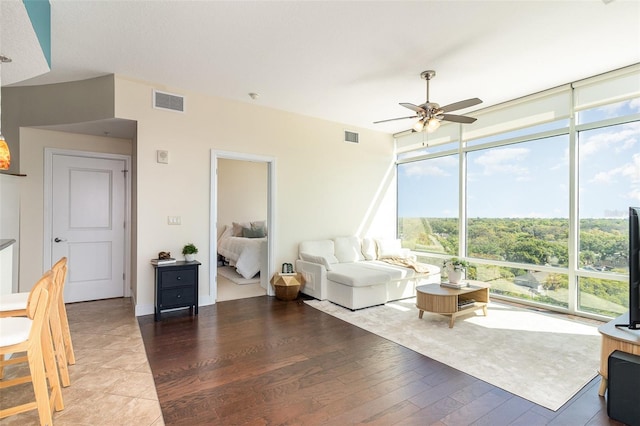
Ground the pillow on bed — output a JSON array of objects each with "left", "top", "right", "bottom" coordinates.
[
  {"left": 251, "top": 220, "right": 267, "bottom": 235},
  {"left": 232, "top": 222, "right": 251, "bottom": 237},
  {"left": 242, "top": 226, "right": 266, "bottom": 238},
  {"left": 299, "top": 252, "right": 333, "bottom": 270},
  {"left": 218, "top": 225, "right": 233, "bottom": 241}
]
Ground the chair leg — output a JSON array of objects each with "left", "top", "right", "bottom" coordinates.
[
  {"left": 29, "top": 345, "right": 54, "bottom": 426},
  {"left": 0, "top": 351, "right": 53, "bottom": 426},
  {"left": 49, "top": 302, "right": 71, "bottom": 387},
  {"left": 41, "top": 324, "right": 64, "bottom": 413},
  {"left": 58, "top": 299, "right": 75, "bottom": 365}
]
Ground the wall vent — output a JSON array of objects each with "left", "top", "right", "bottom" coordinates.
[
  {"left": 344, "top": 130, "right": 359, "bottom": 144},
  {"left": 153, "top": 90, "right": 185, "bottom": 113}
]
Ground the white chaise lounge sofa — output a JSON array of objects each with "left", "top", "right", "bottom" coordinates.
[{"left": 296, "top": 236, "right": 440, "bottom": 310}]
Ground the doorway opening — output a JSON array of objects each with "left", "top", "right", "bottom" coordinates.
[{"left": 210, "top": 150, "right": 276, "bottom": 303}]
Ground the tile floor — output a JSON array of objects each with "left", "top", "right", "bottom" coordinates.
[{"left": 0, "top": 298, "right": 163, "bottom": 425}]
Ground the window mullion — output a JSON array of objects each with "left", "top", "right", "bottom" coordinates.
[{"left": 568, "top": 92, "right": 579, "bottom": 314}]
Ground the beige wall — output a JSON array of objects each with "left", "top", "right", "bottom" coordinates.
[
  {"left": 114, "top": 75, "right": 396, "bottom": 314},
  {"left": 18, "top": 127, "right": 132, "bottom": 291}
]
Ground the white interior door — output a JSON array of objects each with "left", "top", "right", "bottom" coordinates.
[{"left": 51, "top": 154, "right": 126, "bottom": 302}]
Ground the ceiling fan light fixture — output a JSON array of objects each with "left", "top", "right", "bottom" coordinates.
[
  {"left": 413, "top": 119, "right": 425, "bottom": 132},
  {"left": 426, "top": 117, "right": 440, "bottom": 132}
]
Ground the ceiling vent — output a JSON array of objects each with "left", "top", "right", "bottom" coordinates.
[
  {"left": 344, "top": 130, "right": 359, "bottom": 144},
  {"left": 153, "top": 90, "right": 185, "bottom": 113}
]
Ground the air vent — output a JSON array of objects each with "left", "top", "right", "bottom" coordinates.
[
  {"left": 153, "top": 90, "right": 185, "bottom": 113},
  {"left": 344, "top": 130, "right": 359, "bottom": 144}
]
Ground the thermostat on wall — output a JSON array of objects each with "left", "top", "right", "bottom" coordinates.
[{"left": 157, "top": 150, "right": 169, "bottom": 164}]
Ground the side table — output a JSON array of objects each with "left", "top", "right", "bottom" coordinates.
[
  {"left": 153, "top": 261, "right": 200, "bottom": 321},
  {"left": 596, "top": 312, "right": 640, "bottom": 396},
  {"left": 271, "top": 272, "right": 305, "bottom": 301}
]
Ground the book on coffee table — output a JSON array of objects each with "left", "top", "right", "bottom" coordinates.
[{"left": 440, "top": 282, "right": 467, "bottom": 289}]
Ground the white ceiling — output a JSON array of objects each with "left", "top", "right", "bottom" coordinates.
[{"left": 2, "top": 0, "right": 640, "bottom": 136}]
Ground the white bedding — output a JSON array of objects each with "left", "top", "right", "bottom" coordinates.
[{"left": 218, "top": 236, "right": 266, "bottom": 279}]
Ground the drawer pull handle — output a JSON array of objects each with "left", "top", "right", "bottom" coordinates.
[
  {"left": 177, "top": 276, "right": 182, "bottom": 280},
  {"left": 177, "top": 294, "right": 182, "bottom": 299}
]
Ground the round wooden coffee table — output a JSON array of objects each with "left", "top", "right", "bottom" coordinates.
[{"left": 415, "top": 280, "right": 490, "bottom": 328}]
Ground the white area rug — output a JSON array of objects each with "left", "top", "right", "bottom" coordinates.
[
  {"left": 305, "top": 298, "right": 602, "bottom": 411},
  {"left": 217, "top": 265, "right": 260, "bottom": 285}
]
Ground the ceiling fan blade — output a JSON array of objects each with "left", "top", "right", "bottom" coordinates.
[
  {"left": 441, "top": 114, "right": 477, "bottom": 124},
  {"left": 439, "top": 98, "right": 483, "bottom": 113},
  {"left": 373, "top": 115, "right": 418, "bottom": 124},
  {"left": 399, "top": 103, "right": 426, "bottom": 113},
  {"left": 392, "top": 128, "right": 417, "bottom": 137}
]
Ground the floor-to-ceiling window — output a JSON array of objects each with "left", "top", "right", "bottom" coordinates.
[
  {"left": 574, "top": 97, "right": 640, "bottom": 317},
  {"left": 396, "top": 65, "right": 640, "bottom": 320},
  {"left": 466, "top": 133, "right": 570, "bottom": 308}
]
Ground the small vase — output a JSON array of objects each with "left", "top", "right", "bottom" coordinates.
[
  {"left": 185, "top": 254, "right": 195, "bottom": 262},
  {"left": 448, "top": 268, "right": 463, "bottom": 284}
]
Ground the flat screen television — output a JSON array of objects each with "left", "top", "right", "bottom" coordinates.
[{"left": 628, "top": 207, "right": 640, "bottom": 330}]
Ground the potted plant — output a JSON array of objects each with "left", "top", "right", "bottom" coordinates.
[
  {"left": 443, "top": 257, "right": 469, "bottom": 284},
  {"left": 182, "top": 243, "right": 198, "bottom": 262}
]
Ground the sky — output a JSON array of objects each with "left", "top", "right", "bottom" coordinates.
[{"left": 398, "top": 99, "right": 640, "bottom": 219}]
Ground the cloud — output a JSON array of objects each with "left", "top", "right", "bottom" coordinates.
[
  {"left": 622, "top": 153, "right": 640, "bottom": 182},
  {"left": 473, "top": 147, "right": 530, "bottom": 176},
  {"left": 628, "top": 188, "right": 640, "bottom": 202},
  {"left": 590, "top": 153, "right": 640, "bottom": 185},
  {"left": 595, "top": 99, "right": 640, "bottom": 118},
  {"left": 580, "top": 122, "right": 639, "bottom": 159},
  {"left": 402, "top": 156, "right": 457, "bottom": 177}
]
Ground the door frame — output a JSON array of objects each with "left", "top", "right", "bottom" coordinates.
[
  {"left": 210, "top": 150, "right": 276, "bottom": 303},
  {"left": 43, "top": 148, "right": 132, "bottom": 298}
]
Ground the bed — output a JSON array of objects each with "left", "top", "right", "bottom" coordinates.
[{"left": 217, "top": 221, "right": 267, "bottom": 279}]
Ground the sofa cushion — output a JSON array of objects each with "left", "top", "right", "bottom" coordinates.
[
  {"left": 376, "top": 238, "right": 411, "bottom": 259},
  {"left": 334, "top": 236, "right": 365, "bottom": 263},
  {"left": 327, "top": 263, "right": 390, "bottom": 287},
  {"left": 299, "top": 240, "right": 339, "bottom": 264},
  {"left": 361, "top": 238, "right": 377, "bottom": 260},
  {"left": 300, "top": 252, "right": 333, "bottom": 270},
  {"left": 359, "top": 260, "right": 414, "bottom": 280}
]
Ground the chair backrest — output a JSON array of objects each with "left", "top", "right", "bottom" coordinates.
[
  {"left": 52, "top": 257, "right": 68, "bottom": 287},
  {"left": 25, "top": 270, "right": 53, "bottom": 325},
  {"left": 51, "top": 257, "right": 68, "bottom": 302}
]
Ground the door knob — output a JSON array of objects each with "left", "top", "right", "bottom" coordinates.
[{"left": 54, "top": 237, "right": 67, "bottom": 243}]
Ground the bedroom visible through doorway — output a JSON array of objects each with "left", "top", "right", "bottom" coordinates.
[{"left": 210, "top": 151, "right": 276, "bottom": 303}]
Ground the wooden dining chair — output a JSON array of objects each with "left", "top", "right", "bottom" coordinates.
[
  {"left": 0, "top": 258, "right": 73, "bottom": 387},
  {"left": 0, "top": 270, "right": 64, "bottom": 425}
]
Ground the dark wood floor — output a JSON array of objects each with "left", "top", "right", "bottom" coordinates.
[{"left": 138, "top": 296, "right": 625, "bottom": 426}]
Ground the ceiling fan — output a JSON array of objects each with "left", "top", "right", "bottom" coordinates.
[{"left": 374, "top": 70, "right": 482, "bottom": 133}]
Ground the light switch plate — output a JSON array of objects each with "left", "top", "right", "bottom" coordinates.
[
  {"left": 167, "top": 216, "right": 181, "bottom": 225},
  {"left": 157, "top": 150, "right": 169, "bottom": 164}
]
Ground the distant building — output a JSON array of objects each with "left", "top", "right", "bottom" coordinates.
[{"left": 514, "top": 271, "right": 547, "bottom": 293}]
